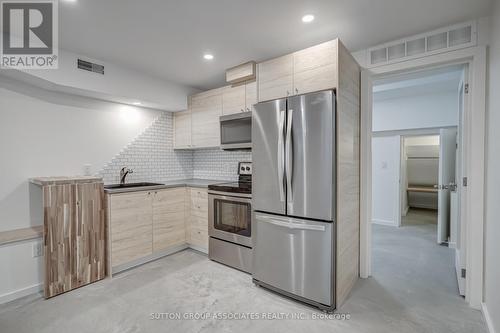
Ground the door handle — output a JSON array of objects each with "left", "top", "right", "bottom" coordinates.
[
  {"left": 277, "top": 110, "right": 286, "bottom": 202},
  {"left": 435, "top": 183, "right": 456, "bottom": 191},
  {"left": 262, "top": 216, "right": 326, "bottom": 231},
  {"left": 285, "top": 109, "right": 293, "bottom": 203}
]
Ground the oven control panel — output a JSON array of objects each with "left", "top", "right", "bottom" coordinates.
[{"left": 238, "top": 162, "right": 252, "bottom": 175}]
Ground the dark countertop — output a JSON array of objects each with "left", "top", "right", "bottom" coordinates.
[{"left": 104, "top": 178, "right": 230, "bottom": 194}]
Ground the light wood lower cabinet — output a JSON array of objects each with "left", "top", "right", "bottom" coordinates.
[
  {"left": 35, "top": 181, "right": 107, "bottom": 298},
  {"left": 187, "top": 188, "right": 209, "bottom": 251},
  {"left": 153, "top": 188, "right": 186, "bottom": 251},
  {"left": 109, "top": 191, "right": 153, "bottom": 267},
  {"left": 108, "top": 187, "right": 209, "bottom": 271}
]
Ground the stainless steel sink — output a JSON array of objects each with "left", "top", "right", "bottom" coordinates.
[{"left": 104, "top": 182, "right": 164, "bottom": 189}]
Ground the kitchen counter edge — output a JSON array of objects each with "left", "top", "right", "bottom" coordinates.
[{"left": 104, "top": 179, "right": 228, "bottom": 194}]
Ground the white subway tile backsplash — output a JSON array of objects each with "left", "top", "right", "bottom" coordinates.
[
  {"left": 98, "top": 111, "right": 251, "bottom": 184},
  {"left": 193, "top": 149, "right": 252, "bottom": 181}
]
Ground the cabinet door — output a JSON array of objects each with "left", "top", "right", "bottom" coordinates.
[
  {"left": 258, "top": 54, "right": 293, "bottom": 102},
  {"left": 293, "top": 40, "right": 337, "bottom": 95},
  {"left": 152, "top": 188, "right": 186, "bottom": 252},
  {"left": 43, "top": 182, "right": 106, "bottom": 298},
  {"left": 110, "top": 191, "right": 152, "bottom": 267},
  {"left": 174, "top": 110, "right": 191, "bottom": 149},
  {"left": 245, "top": 81, "right": 258, "bottom": 111},
  {"left": 188, "top": 188, "right": 208, "bottom": 251},
  {"left": 222, "top": 85, "right": 246, "bottom": 115},
  {"left": 191, "top": 89, "right": 223, "bottom": 148}
]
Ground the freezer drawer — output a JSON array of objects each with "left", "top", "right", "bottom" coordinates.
[{"left": 252, "top": 212, "right": 334, "bottom": 306}]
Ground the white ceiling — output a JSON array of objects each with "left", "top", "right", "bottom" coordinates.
[
  {"left": 58, "top": 0, "right": 492, "bottom": 90},
  {"left": 373, "top": 65, "right": 465, "bottom": 101}
]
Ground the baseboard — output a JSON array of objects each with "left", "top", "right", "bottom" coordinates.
[
  {"left": 188, "top": 244, "right": 208, "bottom": 254},
  {"left": 482, "top": 303, "right": 497, "bottom": 333},
  {"left": 403, "top": 205, "right": 409, "bottom": 216},
  {"left": 0, "top": 283, "right": 43, "bottom": 305},
  {"left": 112, "top": 243, "right": 189, "bottom": 275},
  {"left": 1, "top": 243, "right": 207, "bottom": 304},
  {"left": 372, "top": 219, "right": 397, "bottom": 227},
  {"left": 409, "top": 204, "right": 438, "bottom": 210}
]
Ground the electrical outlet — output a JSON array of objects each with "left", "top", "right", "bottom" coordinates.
[
  {"left": 32, "top": 242, "right": 43, "bottom": 258},
  {"left": 83, "top": 164, "right": 92, "bottom": 176}
]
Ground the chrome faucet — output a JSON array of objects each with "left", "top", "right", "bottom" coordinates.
[{"left": 120, "top": 167, "right": 133, "bottom": 185}]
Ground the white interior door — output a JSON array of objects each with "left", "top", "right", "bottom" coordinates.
[{"left": 437, "top": 128, "right": 457, "bottom": 244}]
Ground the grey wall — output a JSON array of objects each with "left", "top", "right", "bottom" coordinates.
[{"left": 485, "top": 1, "right": 500, "bottom": 330}]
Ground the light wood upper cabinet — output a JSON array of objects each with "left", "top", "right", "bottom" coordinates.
[
  {"left": 222, "top": 81, "right": 258, "bottom": 115},
  {"left": 222, "top": 84, "right": 246, "bottom": 115},
  {"left": 191, "top": 88, "right": 223, "bottom": 148},
  {"left": 293, "top": 40, "right": 338, "bottom": 95},
  {"left": 152, "top": 188, "right": 186, "bottom": 252},
  {"left": 110, "top": 191, "right": 153, "bottom": 267},
  {"left": 257, "top": 40, "right": 339, "bottom": 102},
  {"left": 245, "top": 81, "right": 258, "bottom": 111},
  {"left": 258, "top": 54, "right": 293, "bottom": 102},
  {"left": 174, "top": 109, "right": 191, "bottom": 149}
]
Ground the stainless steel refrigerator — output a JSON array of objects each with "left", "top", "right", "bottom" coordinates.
[{"left": 251, "top": 90, "right": 336, "bottom": 311}]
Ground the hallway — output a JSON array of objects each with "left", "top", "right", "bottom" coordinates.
[{"left": 341, "top": 208, "right": 487, "bottom": 332}]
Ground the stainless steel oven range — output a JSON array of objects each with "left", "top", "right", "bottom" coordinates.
[{"left": 208, "top": 162, "right": 252, "bottom": 273}]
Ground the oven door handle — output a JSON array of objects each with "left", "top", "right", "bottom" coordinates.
[{"left": 208, "top": 193, "right": 252, "bottom": 203}]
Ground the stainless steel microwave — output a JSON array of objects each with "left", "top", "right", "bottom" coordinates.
[{"left": 220, "top": 111, "right": 252, "bottom": 150}]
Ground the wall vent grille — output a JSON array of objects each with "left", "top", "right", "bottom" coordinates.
[
  {"left": 77, "top": 59, "right": 105, "bottom": 75},
  {"left": 367, "top": 21, "right": 476, "bottom": 68}
]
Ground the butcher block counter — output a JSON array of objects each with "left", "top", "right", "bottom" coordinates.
[{"left": 29, "top": 176, "right": 107, "bottom": 298}]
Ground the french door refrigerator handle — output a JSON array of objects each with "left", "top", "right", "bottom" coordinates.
[
  {"left": 259, "top": 215, "right": 326, "bottom": 231},
  {"left": 278, "top": 110, "right": 286, "bottom": 202},
  {"left": 286, "top": 109, "right": 293, "bottom": 202}
]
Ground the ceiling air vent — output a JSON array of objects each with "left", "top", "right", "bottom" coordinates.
[
  {"left": 77, "top": 59, "right": 104, "bottom": 75},
  {"left": 367, "top": 21, "right": 476, "bottom": 68}
]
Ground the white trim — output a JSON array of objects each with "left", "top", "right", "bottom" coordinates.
[
  {"left": 482, "top": 303, "right": 497, "bottom": 333},
  {"left": 360, "top": 46, "right": 486, "bottom": 309},
  {"left": 0, "top": 283, "right": 42, "bottom": 305},
  {"left": 366, "top": 21, "right": 477, "bottom": 68},
  {"left": 372, "top": 219, "right": 398, "bottom": 227},
  {"left": 360, "top": 69, "right": 373, "bottom": 278}
]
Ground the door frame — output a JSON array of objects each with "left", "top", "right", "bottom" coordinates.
[{"left": 359, "top": 46, "right": 486, "bottom": 309}]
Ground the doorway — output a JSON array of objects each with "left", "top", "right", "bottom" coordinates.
[
  {"left": 360, "top": 46, "right": 487, "bottom": 309},
  {"left": 370, "top": 65, "right": 466, "bottom": 299}
]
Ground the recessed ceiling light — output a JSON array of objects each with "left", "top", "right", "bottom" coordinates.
[
  {"left": 62, "top": 0, "right": 78, "bottom": 3},
  {"left": 302, "top": 14, "right": 315, "bottom": 23},
  {"left": 132, "top": 101, "right": 142, "bottom": 106},
  {"left": 203, "top": 53, "right": 214, "bottom": 60}
]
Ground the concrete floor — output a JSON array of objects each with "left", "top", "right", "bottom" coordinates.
[{"left": 0, "top": 209, "right": 486, "bottom": 333}]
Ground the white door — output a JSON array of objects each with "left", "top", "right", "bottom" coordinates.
[{"left": 437, "top": 128, "right": 457, "bottom": 244}]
